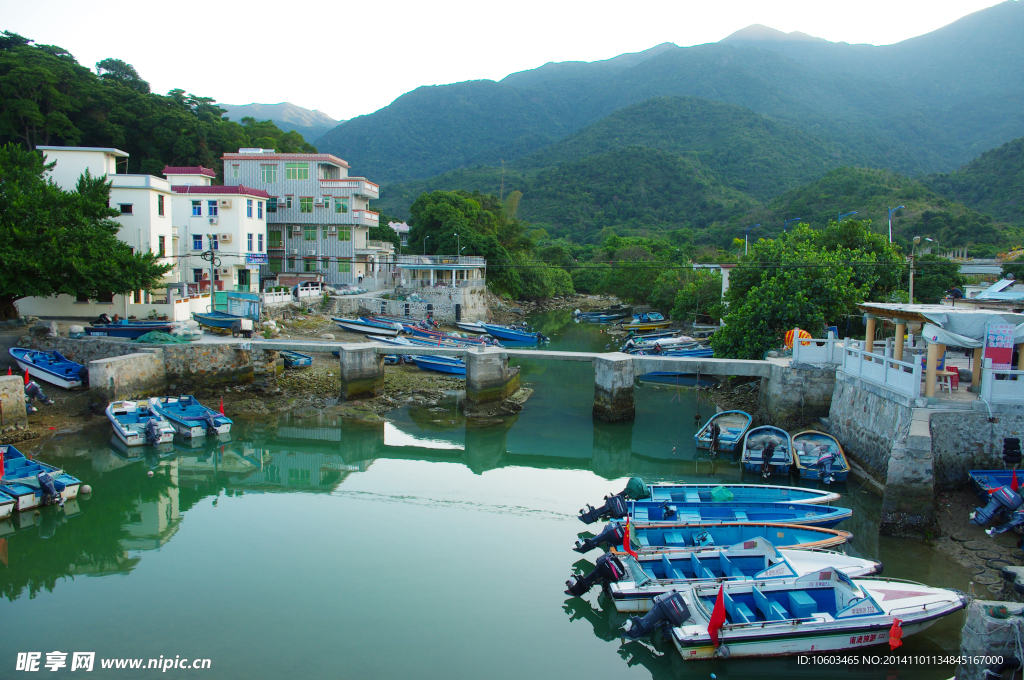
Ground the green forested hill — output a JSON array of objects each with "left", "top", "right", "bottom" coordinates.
[{"left": 927, "top": 136, "right": 1024, "bottom": 228}]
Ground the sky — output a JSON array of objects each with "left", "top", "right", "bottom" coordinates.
[{"left": 3, "top": 0, "right": 1009, "bottom": 122}]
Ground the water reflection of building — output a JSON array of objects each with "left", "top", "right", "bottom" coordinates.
[{"left": 121, "top": 462, "right": 180, "bottom": 551}]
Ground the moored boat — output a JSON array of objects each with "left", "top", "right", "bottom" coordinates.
[
  {"left": 573, "top": 521, "right": 852, "bottom": 555},
  {"left": 968, "top": 470, "right": 1018, "bottom": 498},
  {"left": 1, "top": 444, "right": 82, "bottom": 511},
  {"left": 620, "top": 569, "right": 966, "bottom": 659},
  {"left": 479, "top": 323, "right": 546, "bottom": 342},
  {"left": 148, "top": 395, "right": 232, "bottom": 438},
  {"left": 0, "top": 488, "right": 14, "bottom": 520},
  {"left": 741, "top": 426, "right": 794, "bottom": 476},
  {"left": 280, "top": 350, "right": 313, "bottom": 368},
  {"left": 192, "top": 311, "right": 255, "bottom": 337},
  {"left": 694, "top": 411, "right": 753, "bottom": 453},
  {"left": 455, "top": 321, "right": 488, "bottom": 334},
  {"left": 8, "top": 347, "right": 87, "bottom": 389},
  {"left": 623, "top": 499, "right": 851, "bottom": 529},
  {"left": 646, "top": 483, "right": 840, "bottom": 506},
  {"left": 792, "top": 431, "right": 851, "bottom": 483},
  {"left": 85, "top": 320, "right": 174, "bottom": 339},
  {"left": 623, "top": 312, "right": 671, "bottom": 331},
  {"left": 411, "top": 355, "right": 467, "bottom": 376},
  {"left": 106, "top": 400, "right": 175, "bottom": 447},
  {"left": 332, "top": 317, "right": 404, "bottom": 336}
]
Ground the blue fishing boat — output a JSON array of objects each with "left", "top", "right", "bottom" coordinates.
[
  {"left": 1, "top": 444, "right": 82, "bottom": 511},
  {"left": 968, "top": 470, "right": 1020, "bottom": 498},
  {"left": 280, "top": 350, "right": 313, "bottom": 368},
  {"left": 192, "top": 311, "right": 255, "bottom": 337},
  {"left": 646, "top": 483, "right": 840, "bottom": 506},
  {"left": 105, "top": 400, "right": 175, "bottom": 447},
  {"left": 9, "top": 347, "right": 86, "bottom": 389},
  {"left": 628, "top": 329, "right": 677, "bottom": 341},
  {"left": 456, "top": 321, "right": 488, "bottom": 334},
  {"left": 0, "top": 488, "right": 14, "bottom": 520},
  {"left": 625, "top": 499, "right": 850, "bottom": 528},
  {"left": 573, "top": 521, "right": 852, "bottom": 555},
  {"left": 407, "top": 326, "right": 492, "bottom": 345},
  {"left": 694, "top": 411, "right": 753, "bottom": 453},
  {"left": 623, "top": 312, "right": 671, "bottom": 331},
  {"left": 411, "top": 355, "right": 466, "bottom": 376},
  {"left": 148, "top": 395, "right": 232, "bottom": 438},
  {"left": 85, "top": 320, "right": 174, "bottom": 339},
  {"left": 333, "top": 317, "right": 404, "bottom": 336},
  {"left": 792, "top": 431, "right": 851, "bottom": 483},
  {"left": 741, "top": 426, "right": 794, "bottom": 476},
  {"left": 479, "top": 323, "right": 546, "bottom": 342}
]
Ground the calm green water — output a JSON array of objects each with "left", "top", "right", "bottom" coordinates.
[{"left": 1, "top": 312, "right": 972, "bottom": 679}]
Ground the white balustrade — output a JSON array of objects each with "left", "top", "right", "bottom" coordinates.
[
  {"left": 980, "top": 358, "right": 1024, "bottom": 405},
  {"left": 791, "top": 334, "right": 844, "bottom": 364},
  {"left": 261, "top": 291, "right": 292, "bottom": 306},
  {"left": 840, "top": 345, "right": 922, "bottom": 399}
]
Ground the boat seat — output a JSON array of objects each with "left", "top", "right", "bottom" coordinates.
[
  {"left": 662, "top": 530, "right": 684, "bottom": 545},
  {"left": 753, "top": 585, "right": 789, "bottom": 621},
  {"left": 690, "top": 551, "right": 716, "bottom": 580},
  {"left": 662, "top": 554, "right": 684, "bottom": 580},
  {"left": 637, "top": 534, "right": 651, "bottom": 547},
  {"left": 787, "top": 591, "right": 817, "bottom": 618},
  {"left": 723, "top": 592, "right": 750, "bottom": 624}
]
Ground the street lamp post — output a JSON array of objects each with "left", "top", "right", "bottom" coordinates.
[
  {"left": 887, "top": 205, "right": 905, "bottom": 243},
  {"left": 783, "top": 217, "right": 802, "bottom": 233},
  {"left": 423, "top": 235, "right": 430, "bottom": 256},
  {"left": 909, "top": 236, "right": 921, "bottom": 303},
  {"left": 745, "top": 224, "right": 760, "bottom": 255},
  {"left": 839, "top": 211, "right": 858, "bottom": 223},
  {"left": 453, "top": 233, "right": 460, "bottom": 262},
  {"left": 925, "top": 236, "right": 939, "bottom": 257}
]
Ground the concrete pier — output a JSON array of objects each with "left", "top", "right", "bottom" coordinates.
[
  {"left": 337, "top": 346, "right": 385, "bottom": 400},
  {"left": 465, "top": 351, "right": 520, "bottom": 404},
  {"left": 89, "top": 352, "right": 166, "bottom": 401},
  {"left": 593, "top": 354, "right": 635, "bottom": 422},
  {"left": 958, "top": 599, "right": 1024, "bottom": 680},
  {"left": 0, "top": 374, "right": 28, "bottom": 435}
]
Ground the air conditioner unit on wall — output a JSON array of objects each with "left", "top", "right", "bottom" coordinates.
[
  {"left": 219, "top": 233, "right": 232, "bottom": 243},
  {"left": 314, "top": 199, "right": 325, "bottom": 207},
  {"left": 219, "top": 199, "right": 232, "bottom": 209},
  {"left": 291, "top": 249, "right": 299, "bottom": 255},
  {"left": 327, "top": 226, "right": 337, "bottom": 234},
  {"left": 220, "top": 268, "right": 231, "bottom": 275},
  {"left": 307, "top": 248, "right": 317, "bottom": 255},
  {"left": 291, "top": 226, "right": 302, "bottom": 234},
  {"left": 208, "top": 217, "right": 218, "bottom": 225}
]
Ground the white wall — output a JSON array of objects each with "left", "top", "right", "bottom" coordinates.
[{"left": 39, "top": 147, "right": 123, "bottom": 191}]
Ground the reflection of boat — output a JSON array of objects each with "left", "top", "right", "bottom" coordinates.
[
  {"left": 411, "top": 355, "right": 466, "bottom": 376},
  {"left": 741, "top": 426, "right": 794, "bottom": 475},
  {"left": 108, "top": 434, "right": 175, "bottom": 460},
  {"left": 622, "top": 569, "right": 966, "bottom": 659},
  {"left": 332, "top": 317, "right": 403, "bottom": 336},
  {"left": 106, "top": 400, "right": 175, "bottom": 446},
  {"left": 280, "top": 350, "right": 313, "bottom": 368},
  {"left": 694, "top": 411, "right": 752, "bottom": 453},
  {"left": 576, "top": 521, "right": 852, "bottom": 555},
  {"left": 149, "top": 396, "right": 232, "bottom": 438},
  {"left": 8, "top": 348, "right": 86, "bottom": 389},
  {"left": 626, "top": 499, "right": 851, "bottom": 528},
  {"left": 0, "top": 445, "right": 82, "bottom": 511},
  {"left": 792, "top": 431, "right": 850, "bottom": 483},
  {"left": 0, "top": 497, "right": 81, "bottom": 539}
]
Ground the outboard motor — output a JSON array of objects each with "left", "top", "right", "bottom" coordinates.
[
  {"left": 565, "top": 553, "right": 627, "bottom": 597},
  {"left": 77, "top": 365, "right": 89, "bottom": 386},
  {"left": 987, "top": 510, "right": 1024, "bottom": 536},
  {"left": 622, "top": 590, "right": 691, "bottom": 640},
  {"left": 574, "top": 523, "right": 626, "bottom": 554},
  {"left": 145, "top": 417, "right": 162, "bottom": 444},
  {"left": 25, "top": 381, "right": 54, "bottom": 406},
  {"left": 816, "top": 446, "right": 836, "bottom": 484},
  {"left": 203, "top": 410, "right": 219, "bottom": 433},
  {"left": 579, "top": 494, "right": 629, "bottom": 524},
  {"left": 95, "top": 313, "right": 112, "bottom": 325},
  {"left": 971, "top": 486, "right": 1023, "bottom": 526},
  {"left": 36, "top": 471, "right": 64, "bottom": 507}
]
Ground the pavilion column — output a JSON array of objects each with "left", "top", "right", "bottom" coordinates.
[
  {"left": 864, "top": 314, "right": 877, "bottom": 354},
  {"left": 893, "top": 320, "right": 907, "bottom": 362},
  {"left": 924, "top": 341, "right": 941, "bottom": 398},
  {"left": 972, "top": 346, "right": 984, "bottom": 393}
]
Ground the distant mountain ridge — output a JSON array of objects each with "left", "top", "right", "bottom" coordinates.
[{"left": 219, "top": 102, "right": 341, "bottom": 146}]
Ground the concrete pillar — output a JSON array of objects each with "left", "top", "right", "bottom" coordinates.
[
  {"left": 894, "top": 321, "right": 906, "bottom": 362},
  {"left": 1017, "top": 343, "right": 1024, "bottom": 371},
  {"left": 338, "top": 346, "right": 384, "bottom": 400},
  {"left": 971, "top": 346, "right": 984, "bottom": 393},
  {"left": 465, "top": 351, "right": 519, "bottom": 404},
  {"left": 864, "top": 313, "right": 876, "bottom": 354},
  {"left": 593, "top": 356, "right": 635, "bottom": 422},
  {"left": 0, "top": 374, "right": 29, "bottom": 433},
  {"left": 924, "top": 342, "right": 940, "bottom": 398},
  {"left": 89, "top": 352, "right": 167, "bottom": 401}
]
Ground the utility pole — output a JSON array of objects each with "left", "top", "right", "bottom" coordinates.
[
  {"left": 888, "top": 206, "right": 905, "bottom": 244},
  {"left": 909, "top": 236, "right": 920, "bottom": 303},
  {"left": 202, "top": 234, "right": 222, "bottom": 312}
]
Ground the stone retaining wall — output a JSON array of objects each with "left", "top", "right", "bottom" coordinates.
[
  {"left": 930, "top": 408, "right": 1024, "bottom": 490},
  {"left": 89, "top": 352, "right": 166, "bottom": 400},
  {"left": 0, "top": 374, "right": 28, "bottom": 435},
  {"left": 755, "top": 362, "right": 837, "bottom": 429}
]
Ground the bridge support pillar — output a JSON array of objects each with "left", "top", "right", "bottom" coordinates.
[
  {"left": 339, "top": 346, "right": 384, "bottom": 400},
  {"left": 593, "top": 356, "right": 635, "bottom": 422},
  {"left": 466, "top": 351, "right": 520, "bottom": 404}
]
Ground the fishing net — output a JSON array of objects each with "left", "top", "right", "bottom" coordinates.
[
  {"left": 133, "top": 331, "right": 192, "bottom": 344},
  {"left": 711, "top": 486, "right": 734, "bottom": 502},
  {"left": 623, "top": 477, "right": 649, "bottom": 500}
]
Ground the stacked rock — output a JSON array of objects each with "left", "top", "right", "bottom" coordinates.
[{"left": 1004, "top": 438, "right": 1022, "bottom": 466}]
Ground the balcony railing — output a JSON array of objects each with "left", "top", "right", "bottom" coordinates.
[
  {"left": 352, "top": 210, "right": 379, "bottom": 224},
  {"left": 396, "top": 254, "right": 486, "bottom": 267},
  {"left": 403, "top": 279, "right": 486, "bottom": 289},
  {"left": 319, "top": 178, "right": 380, "bottom": 198}
]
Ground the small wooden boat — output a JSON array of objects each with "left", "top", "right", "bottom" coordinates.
[
  {"left": 623, "top": 312, "right": 671, "bottom": 331},
  {"left": 577, "top": 521, "right": 852, "bottom": 555},
  {"left": 148, "top": 395, "right": 232, "bottom": 438},
  {"left": 9, "top": 348, "right": 86, "bottom": 389},
  {"left": 694, "top": 411, "right": 753, "bottom": 453},
  {"left": 480, "top": 323, "right": 546, "bottom": 342},
  {"left": 632, "top": 346, "right": 714, "bottom": 358},
  {"left": 192, "top": 311, "right": 255, "bottom": 337},
  {"left": 332, "top": 317, "right": 404, "bottom": 336},
  {"left": 1, "top": 444, "right": 82, "bottom": 511},
  {"left": 85, "top": 320, "right": 174, "bottom": 339},
  {"left": 106, "top": 400, "right": 175, "bottom": 447},
  {"left": 621, "top": 570, "right": 966, "bottom": 659},
  {"left": 741, "top": 426, "right": 794, "bottom": 476},
  {"left": 411, "top": 355, "right": 466, "bottom": 376},
  {"left": 280, "top": 350, "right": 313, "bottom": 368},
  {"left": 626, "top": 499, "right": 850, "bottom": 528},
  {"left": 793, "top": 431, "right": 851, "bottom": 483}
]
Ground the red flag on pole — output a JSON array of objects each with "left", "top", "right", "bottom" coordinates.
[
  {"left": 6, "top": 366, "right": 10, "bottom": 375},
  {"left": 24, "top": 369, "right": 29, "bottom": 385},
  {"left": 623, "top": 519, "right": 638, "bottom": 559},
  {"left": 1013, "top": 469, "right": 1019, "bottom": 493},
  {"left": 708, "top": 585, "right": 727, "bottom": 646},
  {"left": 888, "top": 617, "right": 903, "bottom": 650},
  {"left": 219, "top": 396, "right": 225, "bottom": 415}
]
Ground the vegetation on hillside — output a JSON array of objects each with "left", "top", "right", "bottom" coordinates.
[{"left": 927, "top": 135, "right": 1024, "bottom": 229}]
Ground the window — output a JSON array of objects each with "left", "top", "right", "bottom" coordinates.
[
  {"left": 247, "top": 233, "right": 253, "bottom": 252},
  {"left": 338, "top": 225, "right": 351, "bottom": 241},
  {"left": 238, "top": 269, "right": 250, "bottom": 287},
  {"left": 208, "top": 200, "right": 218, "bottom": 217},
  {"left": 285, "top": 196, "right": 292, "bottom": 209},
  {"left": 267, "top": 198, "right": 277, "bottom": 213},
  {"left": 193, "top": 269, "right": 204, "bottom": 282},
  {"left": 158, "top": 194, "right": 165, "bottom": 216},
  {"left": 258, "top": 233, "right": 264, "bottom": 252},
  {"left": 158, "top": 235, "right": 165, "bottom": 257},
  {"left": 299, "top": 197, "right": 313, "bottom": 213},
  {"left": 269, "top": 258, "right": 283, "bottom": 273},
  {"left": 192, "top": 200, "right": 202, "bottom": 216},
  {"left": 247, "top": 199, "right": 253, "bottom": 218},
  {"left": 323, "top": 195, "right": 331, "bottom": 209},
  {"left": 211, "top": 235, "right": 219, "bottom": 250},
  {"left": 258, "top": 201, "right": 264, "bottom": 219},
  {"left": 322, "top": 257, "right": 329, "bottom": 270},
  {"left": 261, "top": 165, "right": 277, "bottom": 183},
  {"left": 192, "top": 235, "right": 203, "bottom": 250},
  {"left": 118, "top": 204, "right": 133, "bottom": 215},
  {"left": 231, "top": 165, "right": 239, "bottom": 179},
  {"left": 334, "top": 197, "right": 348, "bottom": 214},
  {"left": 97, "top": 292, "right": 114, "bottom": 303},
  {"left": 285, "top": 162, "right": 309, "bottom": 180},
  {"left": 304, "top": 226, "right": 317, "bottom": 241},
  {"left": 304, "top": 259, "right": 317, "bottom": 272},
  {"left": 338, "top": 260, "right": 351, "bottom": 273},
  {"left": 268, "top": 231, "right": 282, "bottom": 248},
  {"left": 287, "top": 257, "right": 295, "bottom": 270},
  {"left": 75, "top": 292, "right": 89, "bottom": 303}
]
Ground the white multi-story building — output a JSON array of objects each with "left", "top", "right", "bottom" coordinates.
[
  {"left": 18, "top": 146, "right": 178, "bottom": 320},
  {"left": 163, "top": 166, "right": 269, "bottom": 293},
  {"left": 221, "top": 149, "right": 392, "bottom": 288}
]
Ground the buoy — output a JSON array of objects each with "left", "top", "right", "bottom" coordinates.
[
  {"left": 147, "top": 471, "right": 154, "bottom": 478},
  {"left": 80, "top": 484, "right": 92, "bottom": 494}
]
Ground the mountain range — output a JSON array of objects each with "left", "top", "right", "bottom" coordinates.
[{"left": 218, "top": 102, "right": 341, "bottom": 145}]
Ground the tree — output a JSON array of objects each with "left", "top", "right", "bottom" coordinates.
[
  {"left": 96, "top": 58, "right": 150, "bottom": 93},
  {"left": 912, "top": 254, "right": 963, "bottom": 304},
  {"left": 0, "top": 144, "right": 171, "bottom": 318}
]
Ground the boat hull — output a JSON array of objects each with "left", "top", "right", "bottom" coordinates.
[
  {"left": 333, "top": 318, "right": 402, "bottom": 336},
  {"left": 793, "top": 431, "right": 851, "bottom": 482},
  {"left": 479, "top": 324, "right": 540, "bottom": 342},
  {"left": 646, "top": 484, "right": 840, "bottom": 506},
  {"left": 411, "top": 356, "right": 466, "bottom": 375},
  {"left": 627, "top": 500, "right": 851, "bottom": 529},
  {"left": 610, "top": 522, "right": 852, "bottom": 557},
  {"left": 741, "top": 426, "right": 794, "bottom": 475},
  {"left": 9, "top": 348, "right": 85, "bottom": 389},
  {"left": 694, "top": 411, "right": 752, "bottom": 452},
  {"left": 148, "top": 396, "right": 232, "bottom": 439}
]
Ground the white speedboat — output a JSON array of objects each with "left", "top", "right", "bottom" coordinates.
[
  {"left": 106, "top": 401, "right": 175, "bottom": 447},
  {"left": 148, "top": 396, "right": 232, "bottom": 438}
]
